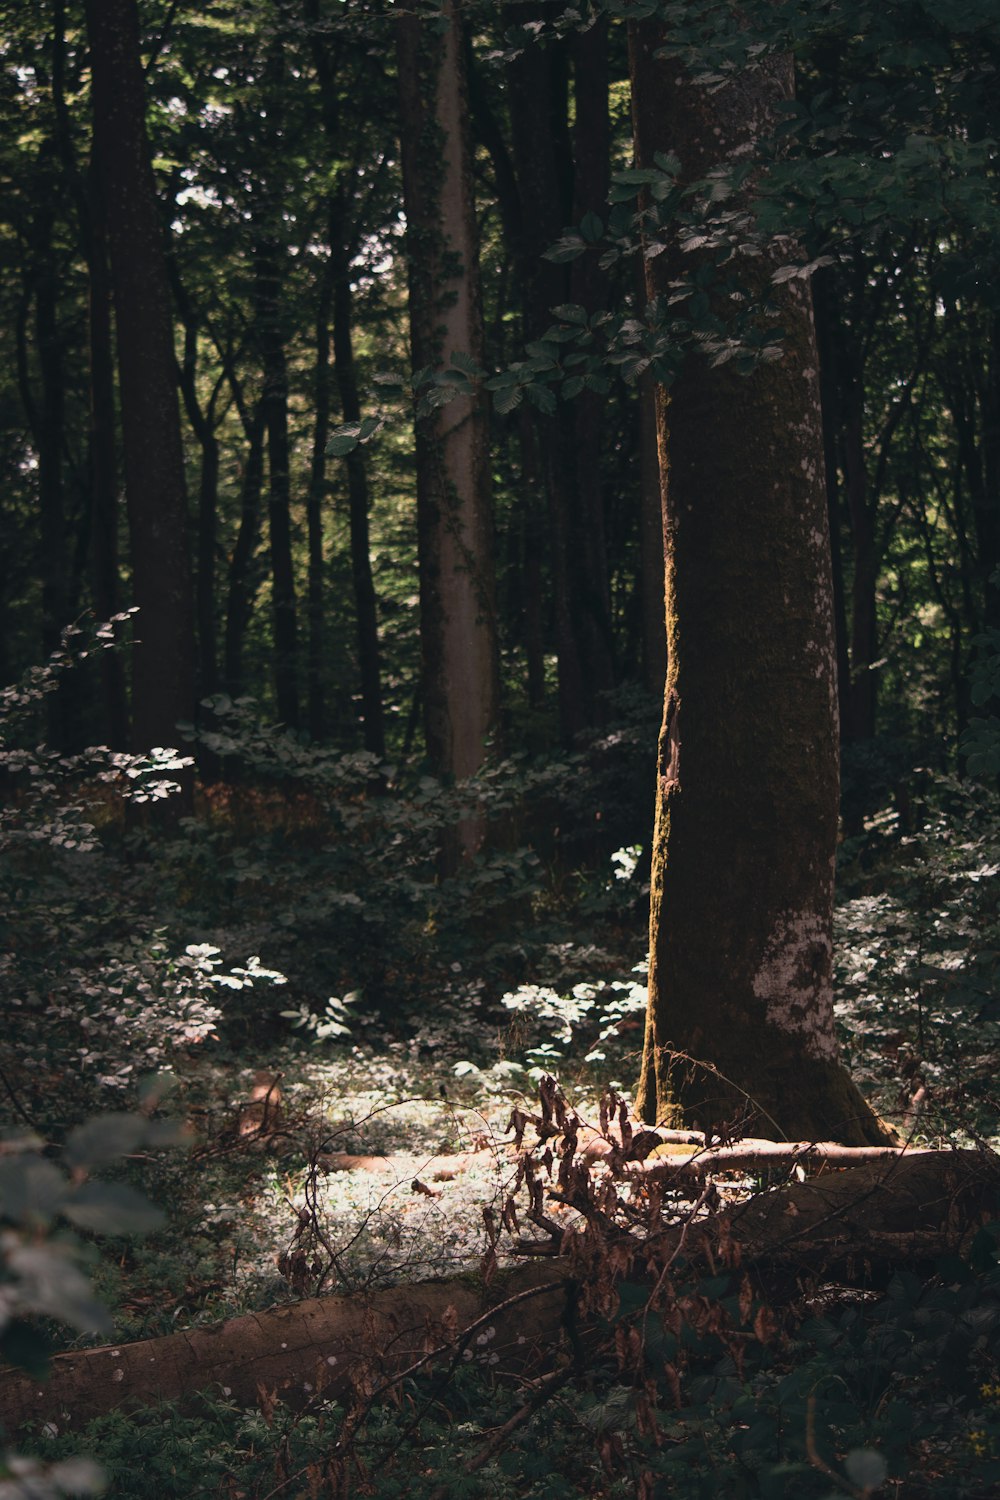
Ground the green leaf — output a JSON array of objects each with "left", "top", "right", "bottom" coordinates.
[
  {"left": 580, "top": 210, "right": 604, "bottom": 243},
  {"left": 542, "top": 235, "right": 586, "bottom": 262},
  {"left": 493, "top": 384, "right": 523, "bottom": 415},
  {"left": 0, "top": 1157, "right": 67, "bottom": 1225},
  {"left": 327, "top": 429, "right": 360, "bottom": 457},
  {"left": 6, "top": 1243, "right": 114, "bottom": 1334},
  {"left": 525, "top": 384, "right": 557, "bottom": 415},
  {"left": 449, "top": 350, "right": 485, "bottom": 377},
  {"left": 65, "top": 1113, "right": 179, "bottom": 1169},
  {"left": 550, "top": 303, "right": 589, "bottom": 325},
  {"left": 64, "top": 1181, "right": 166, "bottom": 1235},
  {"left": 844, "top": 1449, "right": 888, "bottom": 1491}
]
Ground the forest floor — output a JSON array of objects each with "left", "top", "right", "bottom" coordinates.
[{"left": 5, "top": 753, "right": 1000, "bottom": 1497}]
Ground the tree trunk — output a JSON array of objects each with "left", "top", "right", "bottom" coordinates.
[
  {"left": 629, "top": 23, "right": 890, "bottom": 1145},
  {"left": 254, "top": 235, "right": 300, "bottom": 731},
  {"left": 332, "top": 268, "right": 386, "bottom": 759},
  {"left": 250, "top": 30, "right": 300, "bottom": 733},
  {"left": 223, "top": 394, "right": 266, "bottom": 701},
  {"left": 84, "top": 0, "right": 194, "bottom": 768},
  {"left": 812, "top": 267, "right": 853, "bottom": 743},
  {"left": 506, "top": 13, "right": 588, "bottom": 741},
  {"left": 568, "top": 16, "right": 616, "bottom": 712},
  {"left": 396, "top": 0, "right": 500, "bottom": 799},
  {"left": 843, "top": 393, "right": 879, "bottom": 742},
  {"left": 306, "top": 247, "right": 334, "bottom": 744},
  {"left": 516, "top": 410, "right": 548, "bottom": 712},
  {"left": 50, "top": 0, "right": 128, "bottom": 746},
  {"left": 175, "top": 322, "right": 221, "bottom": 706},
  {"left": 86, "top": 160, "right": 129, "bottom": 749},
  {"left": 635, "top": 263, "right": 667, "bottom": 698}
]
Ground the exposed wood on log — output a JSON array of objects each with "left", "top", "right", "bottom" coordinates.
[{"left": 0, "top": 1265, "right": 568, "bottom": 1439}]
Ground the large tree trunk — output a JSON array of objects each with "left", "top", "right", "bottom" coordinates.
[
  {"left": 396, "top": 0, "right": 500, "bottom": 796},
  {"left": 84, "top": 0, "right": 194, "bottom": 767},
  {"left": 629, "top": 25, "right": 890, "bottom": 1145}
]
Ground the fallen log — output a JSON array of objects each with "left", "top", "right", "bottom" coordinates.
[
  {"left": 2, "top": 1150, "right": 997, "bottom": 1439},
  {"left": 0, "top": 1263, "right": 568, "bottom": 1440}
]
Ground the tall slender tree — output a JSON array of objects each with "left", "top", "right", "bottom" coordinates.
[
  {"left": 84, "top": 0, "right": 194, "bottom": 764},
  {"left": 396, "top": 0, "right": 500, "bottom": 796}
]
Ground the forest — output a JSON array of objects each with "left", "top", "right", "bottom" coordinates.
[{"left": 1, "top": 0, "right": 1000, "bottom": 1494}]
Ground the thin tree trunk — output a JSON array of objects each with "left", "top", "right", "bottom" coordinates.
[
  {"left": 635, "top": 263, "right": 667, "bottom": 698},
  {"left": 224, "top": 394, "right": 266, "bottom": 701},
  {"left": 51, "top": 0, "right": 127, "bottom": 745},
  {"left": 516, "top": 410, "right": 547, "bottom": 711},
  {"left": 506, "top": 12, "right": 586, "bottom": 741},
  {"left": 812, "top": 268, "right": 852, "bottom": 743},
  {"left": 332, "top": 269, "right": 386, "bottom": 759},
  {"left": 84, "top": 0, "right": 194, "bottom": 774},
  {"left": 396, "top": 0, "right": 500, "bottom": 807},
  {"left": 569, "top": 15, "right": 616, "bottom": 711},
  {"left": 306, "top": 248, "right": 334, "bottom": 743},
  {"left": 175, "top": 323, "right": 221, "bottom": 704},
  {"left": 843, "top": 394, "right": 879, "bottom": 742},
  {"left": 629, "top": 22, "right": 890, "bottom": 1146},
  {"left": 86, "top": 160, "right": 129, "bottom": 749},
  {"left": 254, "top": 233, "right": 300, "bottom": 730}
]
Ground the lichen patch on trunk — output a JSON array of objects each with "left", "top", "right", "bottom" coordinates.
[{"left": 753, "top": 911, "right": 836, "bottom": 1059}]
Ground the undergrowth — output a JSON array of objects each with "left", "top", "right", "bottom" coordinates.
[{"left": 4, "top": 638, "right": 1000, "bottom": 1496}]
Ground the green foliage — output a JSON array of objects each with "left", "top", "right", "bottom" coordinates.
[
  {"left": 835, "top": 773, "right": 1000, "bottom": 1136},
  {"left": 961, "top": 577, "right": 1000, "bottom": 777}
]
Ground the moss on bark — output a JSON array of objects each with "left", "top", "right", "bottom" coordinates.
[{"left": 629, "top": 23, "right": 892, "bottom": 1147}]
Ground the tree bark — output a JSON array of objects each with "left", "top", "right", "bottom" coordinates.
[
  {"left": 629, "top": 23, "right": 890, "bottom": 1145},
  {"left": 223, "top": 391, "right": 266, "bottom": 702},
  {"left": 50, "top": 0, "right": 128, "bottom": 746},
  {"left": 174, "top": 320, "right": 221, "bottom": 706},
  {"left": 396, "top": 0, "right": 500, "bottom": 799},
  {"left": 568, "top": 16, "right": 616, "bottom": 712},
  {"left": 84, "top": 0, "right": 194, "bottom": 767},
  {"left": 506, "top": 12, "right": 588, "bottom": 741},
  {"left": 306, "top": 246, "right": 334, "bottom": 744},
  {"left": 85, "top": 160, "right": 129, "bottom": 750},
  {"left": 332, "top": 268, "right": 386, "bottom": 759},
  {"left": 254, "top": 232, "right": 300, "bottom": 732},
  {"left": 251, "top": 33, "right": 300, "bottom": 733}
]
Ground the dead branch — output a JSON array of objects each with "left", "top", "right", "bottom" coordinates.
[{"left": 623, "top": 1141, "right": 935, "bottom": 1181}]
